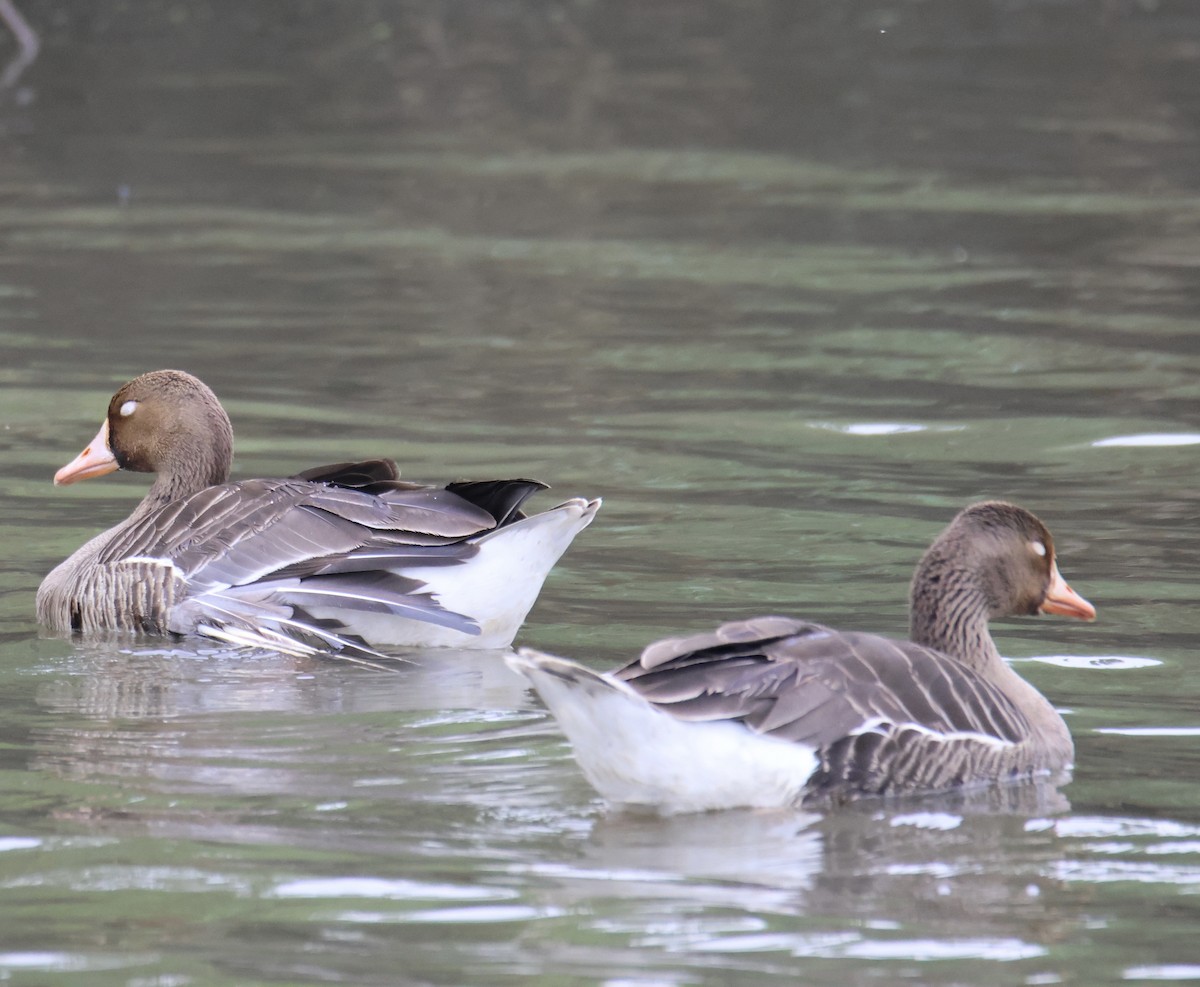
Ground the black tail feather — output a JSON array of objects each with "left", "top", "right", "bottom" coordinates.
[{"left": 446, "top": 479, "right": 548, "bottom": 527}]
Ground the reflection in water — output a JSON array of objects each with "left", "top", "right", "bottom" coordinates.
[
  {"left": 15, "top": 634, "right": 1200, "bottom": 986},
  {"left": 26, "top": 647, "right": 537, "bottom": 839},
  {"left": 519, "top": 787, "right": 1082, "bottom": 968},
  {"left": 1, "top": 0, "right": 1199, "bottom": 983},
  {"left": 585, "top": 807, "right": 826, "bottom": 893},
  {"left": 33, "top": 644, "right": 531, "bottom": 721}
]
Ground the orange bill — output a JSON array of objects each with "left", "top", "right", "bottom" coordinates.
[
  {"left": 54, "top": 419, "right": 118, "bottom": 486},
  {"left": 1039, "top": 561, "right": 1096, "bottom": 621}
]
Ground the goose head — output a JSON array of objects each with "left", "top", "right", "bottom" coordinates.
[
  {"left": 53, "top": 370, "right": 234, "bottom": 500},
  {"left": 909, "top": 501, "right": 1094, "bottom": 665}
]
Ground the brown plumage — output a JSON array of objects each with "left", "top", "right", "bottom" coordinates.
[
  {"left": 509, "top": 502, "right": 1094, "bottom": 811},
  {"left": 38, "top": 370, "right": 600, "bottom": 656}
]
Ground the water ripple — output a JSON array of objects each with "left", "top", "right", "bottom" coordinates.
[
  {"left": 1023, "top": 654, "right": 1162, "bottom": 670},
  {"left": 270, "top": 877, "right": 512, "bottom": 901},
  {"left": 1092, "top": 433, "right": 1200, "bottom": 447}
]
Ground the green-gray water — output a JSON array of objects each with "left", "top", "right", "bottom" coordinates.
[{"left": 1, "top": 3, "right": 1199, "bottom": 984}]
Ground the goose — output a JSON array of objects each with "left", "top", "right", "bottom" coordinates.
[
  {"left": 37, "top": 370, "right": 600, "bottom": 658},
  {"left": 507, "top": 502, "right": 1093, "bottom": 813}
]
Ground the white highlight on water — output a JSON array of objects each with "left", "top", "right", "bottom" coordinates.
[{"left": 1092, "top": 433, "right": 1200, "bottom": 448}]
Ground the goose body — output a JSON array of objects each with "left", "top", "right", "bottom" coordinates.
[
  {"left": 508, "top": 502, "right": 1094, "bottom": 813},
  {"left": 37, "top": 371, "right": 599, "bottom": 656}
]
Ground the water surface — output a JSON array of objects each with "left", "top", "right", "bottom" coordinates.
[{"left": 1, "top": 2, "right": 1199, "bottom": 985}]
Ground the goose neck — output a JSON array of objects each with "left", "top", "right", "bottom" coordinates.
[{"left": 909, "top": 570, "right": 1002, "bottom": 674}]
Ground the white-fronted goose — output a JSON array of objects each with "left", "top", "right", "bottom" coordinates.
[
  {"left": 507, "top": 502, "right": 1094, "bottom": 813},
  {"left": 37, "top": 370, "right": 600, "bottom": 656}
]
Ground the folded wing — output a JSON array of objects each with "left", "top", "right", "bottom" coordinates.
[
  {"left": 96, "top": 465, "right": 549, "bottom": 657},
  {"left": 616, "top": 616, "right": 1035, "bottom": 798}
]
